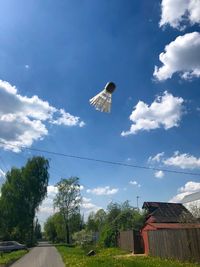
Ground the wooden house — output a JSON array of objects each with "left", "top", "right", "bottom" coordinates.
[{"left": 141, "top": 202, "right": 200, "bottom": 255}]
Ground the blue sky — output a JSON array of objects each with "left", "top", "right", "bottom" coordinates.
[{"left": 0, "top": 0, "right": 200, "bottom": 223}]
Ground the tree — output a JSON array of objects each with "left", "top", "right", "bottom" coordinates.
[
  {"left": 23, "top": 156, "right": 49, "bottom": 244},
  {"left": 87, "top": 212, "right": 98, "bottom": 232},
  {"left": 44, "top": 211, "right": 84, "bottom": 243},
  {"left": 54, "top": 177, "right": 81, "bottom": 244},
  {"left": 94, "top": 209, "right": 106, "bottom": 230},
  {"left": 87, "top": 209, "right": 106, "bottom": 232},
  {"left": 44, "top": 215, "right": 57, "bottom": 243},
  {"left": 34, "top": 218, "right": 42, "bottom": 240},
  {"left": 72, "top": 229, "right": 93, "bottom": 247},
  {"left": 99, "top": 201, "right": 145, "bottom": 247},
  {"left": 0, "top": 156, "right": 49, "bottom": 245}
]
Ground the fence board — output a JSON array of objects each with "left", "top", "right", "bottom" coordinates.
[
  {"left": 118, "top": 230, "right": 144, "bottom": 253},
  {"left": 118, "top": 230, "right": 134, "bottom": 252},
  {"left": 148, "top": 228, "right": 200, "bottom": 263}
]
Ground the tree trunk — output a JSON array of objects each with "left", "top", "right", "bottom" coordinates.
[
  {"left": 63, "top": 213, "right": 70, "bottom": 244},
  {"left": 30, "top": 219, "right": 34, "bottom": 246}
]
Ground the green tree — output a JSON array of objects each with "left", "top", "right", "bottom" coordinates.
[
  {"left": 87, "top": 212, "right": 98, "bottom": 232},
  {"left": 69, "top": 212, "right": 84, "bottom": 234},
  {"left": 0, "top": 156, "right": 49, "bottom": 245},
  {"left": 34, "top": 218, "right": 42, "bottom": 240},
  {"left": 99, "top": 201, "right": 145, "bottom": 247},
  {"left": 54, "top": 177, "right": 81, "bottom": 244},
  {"left": 44, "top": 211, "right": 84, "bottom": 243},
  {"left": 94, "top": 209, "right": 106, "bottom": 231},
  {"left": 86, "top": 209, "right": 106, "bottom": 233},
  {"left": 23, "top": 156, "right": 49, "bottom": 244},
  {"left": 44, "top": 215, "right": 57, "bottom": 243}
]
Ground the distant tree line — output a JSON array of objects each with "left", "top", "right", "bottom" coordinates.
[
  {"left": 44, "top": 177, "right": 146, "bottom": 247},
  {"left": 0, "top": 157, "right": 49, "bottom": 246},
  {"left": 0, "top": 157, "right": 145, "bottom": 248},
  {"left": 85, "top": 201, "right": 146, "bottom": 247}
]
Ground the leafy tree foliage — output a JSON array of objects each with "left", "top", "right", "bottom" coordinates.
[
  {"left": 86, "top": 212, "right": 98, "bottom": 232},
  {"left": 72, "top": 229, "right": 93, "bottom": 247},
  {"left": 53, "top": 177, "right": 82, "bottom": 244},
  {"left": 44, "top": 211, "right": 84, "bottom": 243},
  {"left": 86, "top": 201, "right": 145, "bottom": 248},
  {"left": 94, "top": 209, "right": 107, "bottom": 230},
  {"left": 0, "top": 157, "right": 49, "bottom": 245},
  {"left": 86, "top": 209, "right": 107, "bottom": 233},
  {"left": 44, "top": 213, "right": 62, "bottom": 243},
  {"left": 34, "top": 218, "right": 42, "bottom": 240}
]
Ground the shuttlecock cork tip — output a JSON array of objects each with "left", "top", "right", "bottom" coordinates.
[{"left": 105, "top": 82, "right": 116, "bottom": 94}]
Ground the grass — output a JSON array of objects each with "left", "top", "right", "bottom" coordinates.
[
  {"left": 56, "top": 246, "right": 200, "bottom": 267},
  {"left": 0, "top": 250, "right": 27, "bottom": 266}
]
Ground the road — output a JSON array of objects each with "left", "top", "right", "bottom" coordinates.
[{"left": 11, "top": 242, "right": 65, "bottom": 267}]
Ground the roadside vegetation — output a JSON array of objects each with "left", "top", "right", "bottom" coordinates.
[
  {"left": 45, "top": 177, "right": 200, "bottom": 266},
  {"left": 44, "top": 179, "right": 145, "bottom": 247},
  {"left": 0, "top": 156, "right": 48, "bottom": 246},
  {"left": 0, "top": 250, "right": 27, "bottom": 266},
  {"left": 56, "top": 246, "right": 200, "bottom": 267}
]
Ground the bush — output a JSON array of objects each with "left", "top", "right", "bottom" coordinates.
[
  {"left": 72, "top": 229, "right": 93, "bottom": 247},
  {"left": 99, "top": 225, "right": 118, "bottom": 247}
]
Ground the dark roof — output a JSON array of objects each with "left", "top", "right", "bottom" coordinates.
[{"left": 142, "top": 202, "right": 193, "bottom": 223}]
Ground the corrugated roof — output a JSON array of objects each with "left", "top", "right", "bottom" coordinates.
[{"left": 142, "top": 202, "right": 193, "bottom": 223}]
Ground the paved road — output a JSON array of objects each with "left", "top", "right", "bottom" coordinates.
[{"left": 11, "top": 242, "right": 65, "bottom": 267}]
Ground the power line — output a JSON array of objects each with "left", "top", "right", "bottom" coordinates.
[{"left": 0, "top": 140, "right": 200, "bottom": 177}]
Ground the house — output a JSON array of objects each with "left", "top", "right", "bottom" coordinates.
[
  {"left": 181, "top": 191, "right": 200, "bottom": 221},
  {"left": 141, "top": 202, "right": 200, "bottom": 255}
]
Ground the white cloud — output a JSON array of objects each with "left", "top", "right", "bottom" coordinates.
[
  {"left": 37, "top": 185, "right": 98, "bottom": 226},
  {"left": 37, "top": 185, "right": 58, "bottom": 226},
  {"left": 129, "top": 180, "right": 141, "bottom": 187},
  {"left": 164, "top": 151, "right": 200, "bottom": 169},
  {"left": 170, "top": 181, "right": 200, "bottom": 202},
  {"left": 47, "top": 185, "right": 58, "bottom": 196},
  {"left": 129, "top": 181, "right": 137, "bottom": 185},
  {"left": 51, "top": 109, "right": 85, "bottom": 128},
  {"left": 0, "top": 169, "right": 5, "bottom": 188},
  {"left": 86, "top": 186, "right": 119, "bottom": 196},
  {"left": 149, "top": 151, "right": 200, "bottom": 170},
  {"left": 121, "top": 91, "right": 184, "bottom": 136},
  {"left": 81, "top": 197, "right": 102, "bottom": 217},
  {"left": 80, "top": 185, "right": 84, "bottom": 190},
  {"left": 0, "top": 80, "right": 85, "bottom": 152},
  {"left": 0, "top": 168, "right": 5, "bottom": 179},
  {"left": 148, "top": 152, "right": 165, "bottom": 163},
  {"left": 160, "top": 0, "right": 200, "bottom": 29},
  {"left": 154, "top": 32, "right": 200, "bottom": 81},
  {"left": 154, "top": 170, "right": 165, "bottom": 179}
]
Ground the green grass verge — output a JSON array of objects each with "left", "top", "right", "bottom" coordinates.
[
  {"left": 0, "top": 250, "right": 27, "bottom": 265},
  {"left": 56, "top": 246, "right": 200, "bottom": 267}
]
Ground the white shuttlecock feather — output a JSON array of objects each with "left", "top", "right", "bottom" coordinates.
[{"left": 89, "top": 82, "right": 116, "bottom": 113}]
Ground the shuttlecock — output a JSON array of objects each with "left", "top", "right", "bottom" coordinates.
[{"left": 89, "top": 82, "right": 116, "bottom": 113}]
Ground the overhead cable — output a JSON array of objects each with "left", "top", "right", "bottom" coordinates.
[{"left": 0, "top": 141, "right": 200, "bottom": 177}]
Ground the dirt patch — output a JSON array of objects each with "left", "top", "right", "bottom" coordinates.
[{"left": 114, "top": 253, "right": 147, "bottom": 259}]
